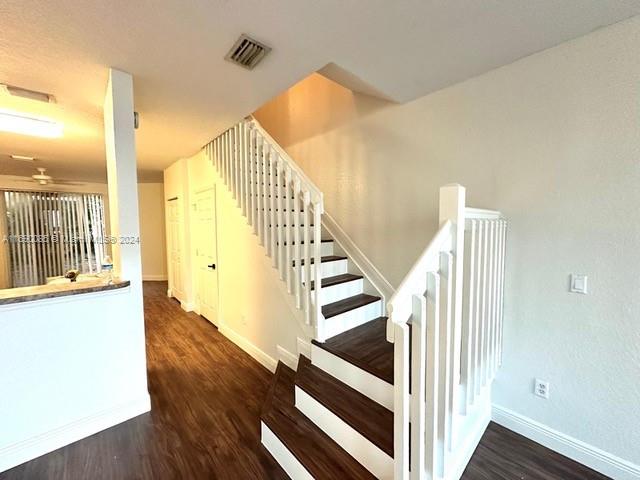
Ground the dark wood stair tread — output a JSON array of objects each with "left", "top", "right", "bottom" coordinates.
[
  {"left": 293, "top": 255, "right": 347, "bottom": 267},
  {"left": 312, "top": 317, "right": 393, "bottom": 384},
  {"left": 296, "top": 356, "right": 393, "bottom": 457},
  {"left": 261, "top": 363, "right": 376, "bottom": 480},
  {"left": 311, "top": 273, "right": 363, "bottom": 290},
  {"left": 322, "top": 293, "right": 380, "bottom": 319}
]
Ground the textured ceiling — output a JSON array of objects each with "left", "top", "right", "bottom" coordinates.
[{"left": 0, "top": 0, "right": 639, "bottom": 182}]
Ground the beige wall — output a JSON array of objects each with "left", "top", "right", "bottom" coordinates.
[
  {"left": 254, "top": 17, "right": 640, "bottom": 466},
  {"left": 163, "top": 151, "right": 310, "bottom": 368},
  {"left": 137, "top": 183, "right": 167, "bottom": 281}
]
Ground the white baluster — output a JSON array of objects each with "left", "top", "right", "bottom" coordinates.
[
  {"left": 313, "top": 200, "right": 323, "bottom": 338},
  {"left": 284, "top": 166, "right": 293, "bottom": 293},
  {"left": 248, "top": 126, "right": 255, "bottom": 228},
  {"left": 493, "top": 220, "right": 501, "bottom": 378},
  {"left": 293, "top": 177, "right": 302, "bottom": 309},
  {"left": 256, "top": 135, "right": 264, "bottom": 244},
  {"left": 474, "top": 220, "right": 484, "bottom": 397},
  {"left": 425, "top": 271, "right": 441, "bottom": 480},
  {"left": 233, "top": 124, "right": 239, "bottom": 200},
  {"left": 439, "top": 251, "right": 454, "bottom": 471},
  {"left": 262, "top": 141, "right": 269, "bottom": 253},
  {"left": 276, "top": 157, "right": 285, "bottom": 279},
  {"left": 269, "top": 148, "right": 277, "bottom": 264},
  {"left": 238, "top": 123, "right": 245, "bottom": 214},
  {"left": 486, "top": 221, "right": 495, "bottom": 381},
  {"left": 498, "top": 220, "right": 507, "bottom": 366},
  {"left": 243, "top": 122, "right": 250, "bottom": 220},
  {"left": 410, "top": 294, "right": 426, "bottom": 479},
  {"left": 464, "top": 220, "right": 477, "bottom": 410},
  {"left": 302, "top": 190, "right": 312, "bottom": 325},
  {"left": 480, "top": 220, "right": 489, "bottom": 387}
]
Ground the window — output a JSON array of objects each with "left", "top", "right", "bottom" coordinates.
[{"left": 1, "top": 190, "right": 107, "bottom": 288}]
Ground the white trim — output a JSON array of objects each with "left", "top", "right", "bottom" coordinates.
[
  {"left": 219, "top": 324, "right": 278, "bottom": 372},
  {"left": 180, "top": 300, "right": 196, "bottom": 312},
  {"left": 142, "top": 274, "right": 168, "bottom": 281},
  {"left": 492, "top": 405, "right": 640, "bottom": 480},
  {"left": 277, "top": 345, "right": 299, "bottom": 371},
  {"left": 322, "top": 211, "right": 394, "bottom": 305},
  {"left": 261, "top": 422, "right": 314, "bottom": 480},
  {"left": 0, "top": 394, "right": 151, "bottom": 474},
  {"left": 311, "top": 344, "right": 393, "bottom": 411},
  {"left": 464, "top": 207, "right": 503, "bottom": 220},
  {"left": 295, "top": 386, "right": 393, "bottom": 479},
  {"left": 297, "top": 337, "right": 311, "bottom": 360},
  {"left": 447, "top": 392, "right": 492, "bottom": 480}
]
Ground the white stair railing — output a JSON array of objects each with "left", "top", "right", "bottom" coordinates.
[
  {"left": 204, "top": 117, "right": 326, "bottom": 339},
  {"left": 387, "top": 184, "right": 507, "bottom": 480}
]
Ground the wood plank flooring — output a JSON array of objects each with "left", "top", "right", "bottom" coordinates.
[{"left": 0, "top": 281, "right": 610, "bottom": 480}]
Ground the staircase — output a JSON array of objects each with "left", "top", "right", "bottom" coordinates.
[{"left": 205, "top": 118, "right": 507, "bottom": 479}]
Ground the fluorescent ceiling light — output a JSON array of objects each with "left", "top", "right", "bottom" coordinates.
[
  {"left": 10, "top": 154, "right": 35, "bottom": 161},
  {"left": 0, "top": 110, "right": 63, "bottom": 138}
]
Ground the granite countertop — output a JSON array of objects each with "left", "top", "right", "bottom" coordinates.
[{"left": 0, "top": 279, "right": 131, "bottom": 306}]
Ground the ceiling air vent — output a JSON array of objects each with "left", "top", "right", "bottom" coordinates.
[{"left": 225, "top": 34, "right": 271, "bottom": 70}]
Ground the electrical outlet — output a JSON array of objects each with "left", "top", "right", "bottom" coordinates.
[
  {"left": 241, "top": 314, "right": 247, "bottom": 326},
  {"left": 534, "top": 379, "right": 550, "bottom": 399}
]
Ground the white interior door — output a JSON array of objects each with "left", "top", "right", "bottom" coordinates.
[
  {"left": 194, "top": 187, "right": 219, "bottom": 325},
  {"left": 167, "top": 198, "right": 183, "bottom": 298}
]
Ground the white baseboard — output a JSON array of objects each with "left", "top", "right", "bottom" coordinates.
[
  {"left": 0, "top": 394, "right": 151, "bottom": 474},
  {"left": 277, "top": 345, "right": 299, "bottom": 371},
  {"left": 492, "top": 405, "right": 640, "bottom": 480},
  {"left": 322, "top": 212, "right": 394, "bottom": 305},
  {"left": 142, "top": 275, "right": 168, "bottom": 281},
  {"left": 219, "top": 324, "right": 278, "bottom": 373},
  {"left": 297, "top": 337, "right": 311, "bottom": 360},
  {"left": 180, "top": 301, "right": 196, "bottom": 312}
]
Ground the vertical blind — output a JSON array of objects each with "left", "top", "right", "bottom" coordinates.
[{"left": 3, "top": 191, "right": 107, "bottom": 288}]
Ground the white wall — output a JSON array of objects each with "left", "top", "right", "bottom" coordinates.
[
  {"left": 254, "top": 16, "right": 640, "bottom": 470},
  {"left": 164, "top": 150, "right": 310, "bottom": 371},
  {"left": 137, "top": 183, "right": 167, "bottom": 281}
]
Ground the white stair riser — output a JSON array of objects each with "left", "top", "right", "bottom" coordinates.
[
  {"left": 311, "top": 345, "right": 394, "bottom": 411},
  {"left": 312, "top": 278, "right": 363, "bottom": 306},
  {"left": 295, "top": 387, "right": 393, "bottom": 479},
  {"left": 297, "top": 260, "right": 348, "bottom": 279},
  {"left": 323, "top": 300, "right": 382, "bottom": 340},
  {"left": 261, "top": 422, "right": 313, "bottom": 480}
]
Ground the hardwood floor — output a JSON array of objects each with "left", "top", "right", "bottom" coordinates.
[
  {"left": 0, "top": 281, "right": 610, "bottom": 479},
  {"left": 1, "top": 281, "right": 287, "bottom": 480}
]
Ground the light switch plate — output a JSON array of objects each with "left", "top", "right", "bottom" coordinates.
[{"left": 570, "top": 274, "right": 588, "bottom": 294}]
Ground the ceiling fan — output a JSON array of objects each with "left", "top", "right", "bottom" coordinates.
[{"left": 31, "top": 167, "right": 85, "bottom": 186}]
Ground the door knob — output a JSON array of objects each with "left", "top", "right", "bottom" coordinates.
[{"left": 208, "top": 264, "right": 216, "bottom": 270}]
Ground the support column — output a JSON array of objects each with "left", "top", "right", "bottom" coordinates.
[
  {"left": 103, "top": 68, "right": 149, "bottom": 408},
  {"left": 104, "top": 68, "right": 143, "bottom": 287}
]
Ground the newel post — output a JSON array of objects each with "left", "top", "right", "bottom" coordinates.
[{"left": 438, "top": 184, "right": 466, "bottom": 449}]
